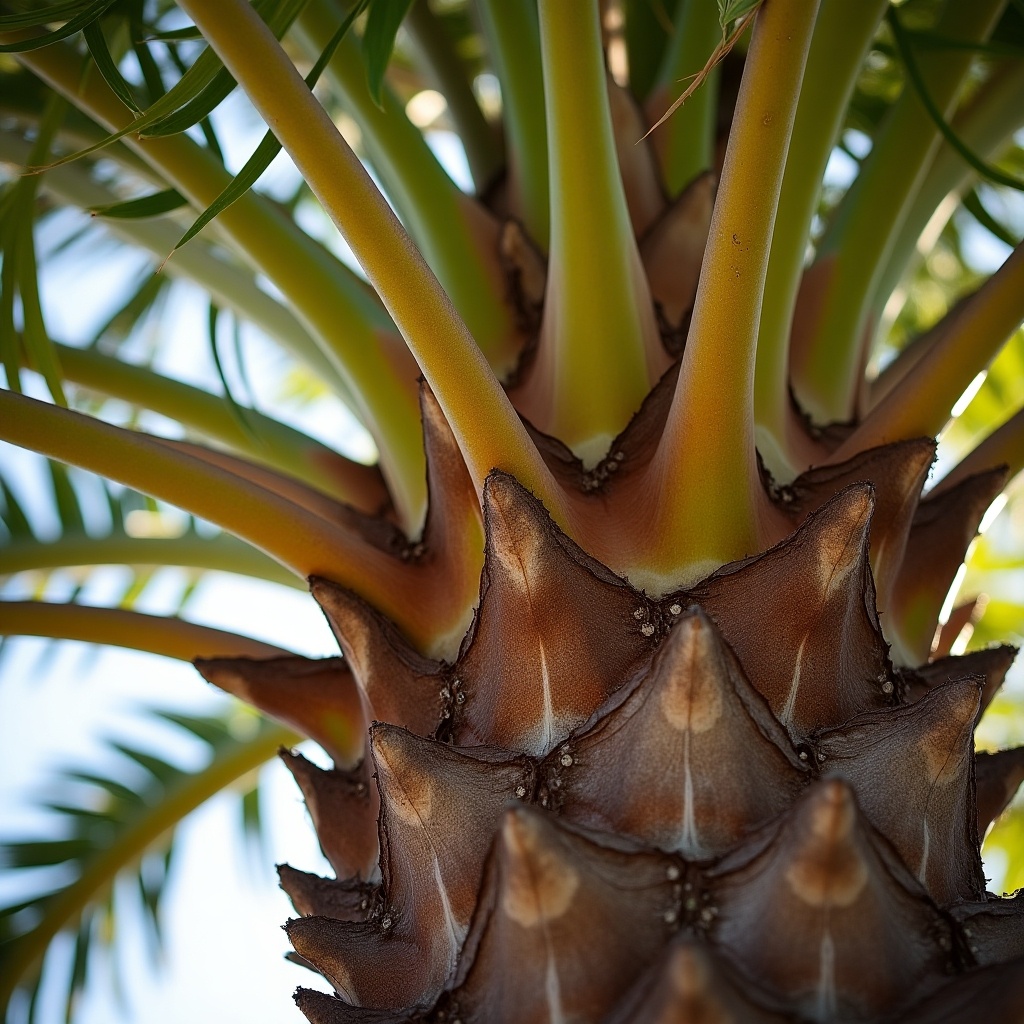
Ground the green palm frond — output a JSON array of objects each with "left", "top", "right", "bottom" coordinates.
[{"left": 0, "top": 707, "right": 296, "bottom": 1020}]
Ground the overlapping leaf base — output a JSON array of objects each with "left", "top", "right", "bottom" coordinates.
[{"left": 203, "top": 467, "right": 1024, "bottom": 1023}]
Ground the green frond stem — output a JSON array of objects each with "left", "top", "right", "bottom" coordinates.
[
  {"left": 0, "top": 129, "right": 353, "bottom": 403},
  {"left": 404, "top": 0, "right": 504, "bottom": 193},
  {"left": 0, "top": 709, "right": 296, "bottom": 1009},
  {"left": 791, "top": 0, "right": 1007, "bottom": 425},
  {"left": 0, "top": 533, "right": 302, "bottom": 589},
  {"left": 529, "top": 0, "right": 659, "bottom": 465},
  {"left": 754, "top": 0, "right": 888, "bottom": 477},
  {"left": 296, "top": 0, "right": 524, "bottom": 379},
  {"left": 0, "top": 391, "right": 432, "bottom": 627},
  {"left": 476, "top": 0, "right": 549, "bottom": 248},
  {"left": 639, "top": 0, "right": 820, "bottom": 590},
  {"left": 647, "top": 0, "right": 722, "bottom": 197},
  {"left": 157, "top": 437, "right": 379, "bottom": 527},
  {"left": 933, "top": 404, "right": 1024, "bottom": 497},
  {"left": 625, "top": 0, "right": 679, "bottom": 104},
  {"left": 15, "top": 41, "right": 426, "bottom": 531},
  {"left": 47, "top": 341, "right": 386, "bottom": 513},
  {"left": 0, "top": 600, "right": 288, "bottom": 659},
  {"left": 872, "top": 60, "right": 1024, "bottom": 337},
  {"left": 175, "top": 0, "right": 570, "bottom": 526},
  {"left": 834, "top": 243, "right": 1024, "bottom": 461}
]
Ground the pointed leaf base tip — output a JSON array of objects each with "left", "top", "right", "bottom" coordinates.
[
  {"left": 370, "top": 724, "right": 532, "bottom": 952},
  {"left": 294, "top": 988, "right": 420, "bottom": 1024},
  {"left": 452, "top": 472, "right": 658, "bottom": 755},
  {"left": 889, "top": 467, "right": 1009, "bottom": 664},
  {"left": 788, "top": 438, "right": 935, "bottom": 618},
  {"left": 687, "top": 484, "right": 891, "bottom": 735},
  {"left": 975, "top": 748, "right": 1024, "bottom": 836},
  {"left": 280, "top": 750, "right": 379, "bottom": 881},
  {"left": 311, "top": 580, "right": 445, "bottom": 737},
  {"left": 903, "top": 645, "right": 1017, "bottom": 712},
  {"left": 279, "top": 864, "right": 375, "bottom": 922},
  {"left": 195, "top": 654, "right": 365, "bottom": 766},
  {"left": 558, "top": 607, "right": 806, "bottom": 856},
  {"left": 709, "top": 779, "right": 955, "bottom": 1022},
  {"left": 817, "top": 680, "right": 984, "bottom": 905},
  {"left": 450, "top": 807, "right": 676, "bottom": 1023},
  {"left": 951, "top": 892, "right": 1024, "bottom": 966}
]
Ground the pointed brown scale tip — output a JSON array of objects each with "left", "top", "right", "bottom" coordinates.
[
  {"left": 450, "top": 807, "right": 677, "bottom": 1023},
  {"left": 559, "top": 607, "right": 807, "bottom": 858},
  {"left": 286, "top": 914, "right": 435, "bottom": 1010},
  {"left": 498, "top": 219, "right": 546, "bottom": 335},
  {"left": 952, "top": 892, "right": 1024, "bottom": 967},
  {"left": 295, "top": 987, "right": 422, "bottom": 1024},
  {"left": 976, "top": 748, "right": 1024, "bottom": 837},
  {"left": 890, "top": 468, "right": 1009, "bottom": 665},
  {"left": 452, "top": 472, "right": 657, "bottom": 755},
  {"left": 369, "top": 723, "right": 532, "bottom": 945},
  {"left": 311, "top": 579, "right": 446, "bottom": 737},
  {"left": 688, "top": 484, "right": 891, "bottom": 736},
  {"left": 900, "top": 956, "right": 1024, "bottom": 1023},
  {"left": 605, "top": 940, "right": 792, "bottom": 1024},
  {"left": 279, "top": 864, "right": 375, "bottom": 922},
  {"left": 709, "top": 779, "right": 955, "bottom": 1022},
  {"left": 903, "top": 644, "right": 1016, "bottom": 712},
  {"left": 787, "top": 438, "right": 935, "bottom": 618},
  {"left": 418, "top": 384, "right": 484, "bottom": 587},
  {"left": 607, "top": 73, "right": 665, "bottom": 238},
  {"left": 280, "top": 749, "right": 379, "bottom": 881},
  {"left": 816, "top": 679, "right": 984, "bottom": 905},
  {"left": 195, "top": 655, "right": 365, "bottom": 767},
  {"left": 640, "top": 172, "right": 714, "bottom": 347}
]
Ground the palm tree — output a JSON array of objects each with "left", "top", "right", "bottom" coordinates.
[{"left": 3, "top": 0, "right": 1024, "bottom": 1019}]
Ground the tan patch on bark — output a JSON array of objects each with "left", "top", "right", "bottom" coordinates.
[
  {"left": 500, "top": 814, "right": 580, "bottom": 928},
  {"left": 785, "top": 782, "right": 868, "bottom": 908}
]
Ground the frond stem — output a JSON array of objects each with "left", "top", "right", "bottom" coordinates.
[
  {"left": 532, "top": 0, "right": 657, "bottom": 464},
  {"left": 176, "top": 0, "right": 569, "bottom": 524},
  {"left": 836, "top": 243, "right": 1024, "bottom": 459},
  {"left": 643, "top": 0, "right": 820, "bottom": 587}
]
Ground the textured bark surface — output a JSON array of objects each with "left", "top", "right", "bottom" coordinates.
[{"left": 195, "top": 459, "right": 1024, "bottom": 1022}]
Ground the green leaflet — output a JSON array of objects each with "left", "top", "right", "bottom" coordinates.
[
  {"left": 717, "top": 0, "right": 762, "bottom": 32},
  {"left": 0, "top": 710, "right": 294, "bottom": 1021},
  {"left": 0, "top": 0, "right": 118, "bottom": 52},
  {"left": 963, "top": 189, "right": 1022, "bottom": 249},
  {"left": 37, "top": 0, "right": 304, "bottom": 171},
  {"left": 363, "top": 0, "right": 416, "bottom": 106},
  {"left": 90, "top": 187, "right": 187, "bottom": 219},
  {"left": 171, "top": 0, "right": 369, "bottom": 255},
  {"left": 888, "top": 7, "right": 1024, "bottom": 194},
  {"left": 83, "top": 17, "right": 142, "bottom": 114}
]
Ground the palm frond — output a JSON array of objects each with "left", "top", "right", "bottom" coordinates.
[{"left": 0, "top": 708, "right": 296, "bottom": 1021}]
